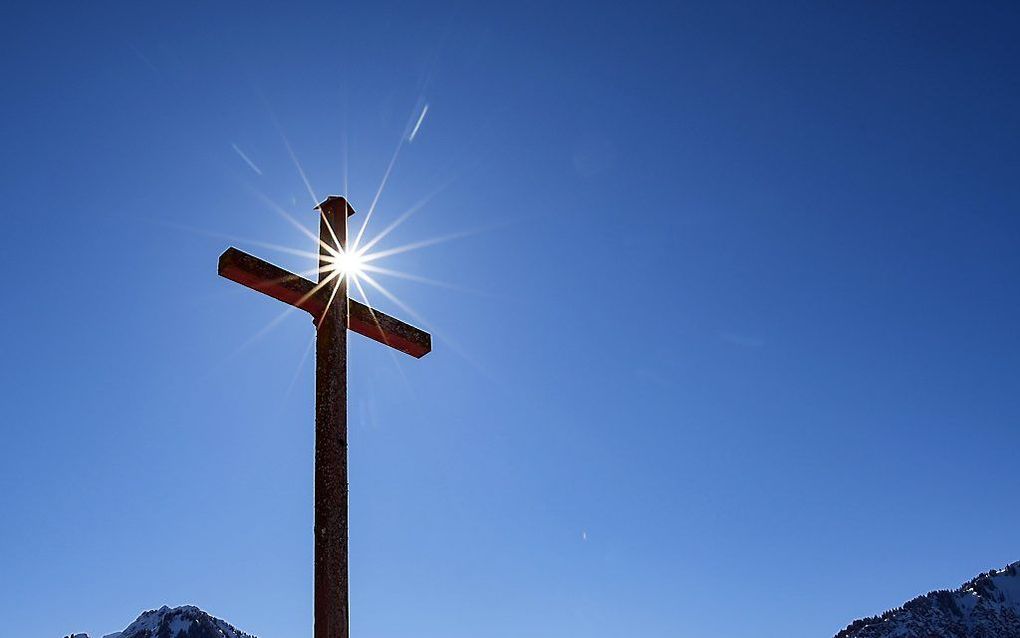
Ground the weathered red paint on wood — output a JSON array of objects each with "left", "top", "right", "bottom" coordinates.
[{"left": 217, "top": 247, "right": 432, "bottom": 358}]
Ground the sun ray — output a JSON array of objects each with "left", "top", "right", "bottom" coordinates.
[
  {"left": 351, "top": 275, "right": 391, "bottom": 347},
  {"left": 351, "top": 274, "right": 412, "bottom": 389},
  {"left": 342, "top": 136, "right": 349, "bottom": 199},
  {"left": 204, "top": 264, "right": 344, "bottom": 385},
  {"left": 251, "top": 190, "right": 320, "bottom": 244},
  {"left": 229, "top": 303, "right": 300, "bottom": 360},
  {"left": 176, "top": 265, "right": 328, "bottom": 307},
  {"left": 319, "top": 207, "right": 343, "bottom": 260},
  {"left": 263, "top": 264, "right": 336, "bottom": 287},
  {"left": 216, "top": 91, "right": 502, "bottom": 384},
  {"left": 316, "top": 268, "right": 346, "bottom": 330},
  {"left": 352, "top": 132, "right": 405, "bottom": 250},
  {"left": 232, "top": 143, "right": 263, "bottom": 175},
  {"left": 359, "top": 271, "right": 490, "bottom": 378},
  {"left": 351, "top": 101, "right": 431, "bottom": 251},
  {"left": 360, "top": 264, "right": 495, "bottom": 297},
  {"left": 147, "top": 219, "right": 324, "bottom": 263},
  {"left": 359, "top": 228, "right": 480, "bottom": 264},
  {"left": 281, "top": 334, "right": 316, "bottom": 405},
  {"left": 280, "top": 131, "right": 319, "bottom": 207},
  {"left": 341, "top": 85, "right": 350, "bottom": 200},
  {"left": 408, "top": 104, "right": 428, "bottom": 142},
  {"left": 355, "top": 196, "right": 428, "bottom": 255},
  {"left": 357, "top": 271, "right": 429, "bottom": 328},
  {"left": 355, "top": 176, "right": 457, "bottom": 255},
  {"left": 244, "top": 268, "right": 341, "bottom": 344},
  {"left": 250, "top": 189, "right": 340, "bottom": 259},
  {"left": 238, "top": 240, "right": 322, "bottom": 263}
]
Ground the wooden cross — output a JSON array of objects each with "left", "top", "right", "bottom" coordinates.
[{"left": 217, "top": 195, "right": 431, "bottom": 638}]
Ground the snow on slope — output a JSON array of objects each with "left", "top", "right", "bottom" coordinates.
[
  {"left": 66, "top": 605, "right": 257, "bottom": 638},
  {"left": 836, "top": 561, "right": 1020, "bottom": 638}
]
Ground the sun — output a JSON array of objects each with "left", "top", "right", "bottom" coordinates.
[{"left": 327, "top": 247, "right": 366, "bottom": 280}]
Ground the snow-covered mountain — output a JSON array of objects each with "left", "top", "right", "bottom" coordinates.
[
  {"left": 836, "top": 561, "right": 1020, "bottom": 638},
  {"left": 65, "top": 605, "right": 256, "bottom": 638}
]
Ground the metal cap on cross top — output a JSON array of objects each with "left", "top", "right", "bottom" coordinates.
[{"left": 315, "top": 195, "right": 357, "bottom": 217}]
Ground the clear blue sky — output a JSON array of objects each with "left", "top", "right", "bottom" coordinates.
[{"left": 2, "top": 2, "right": 1019, "bottom": 637}]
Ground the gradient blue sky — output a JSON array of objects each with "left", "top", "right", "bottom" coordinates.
[{"left": 2, "top": 2, "right": 1020, "bottom": 637}]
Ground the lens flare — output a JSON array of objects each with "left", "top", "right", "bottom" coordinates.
[{"left": 328, "top": 248, "right": 366, "bottom": 279}]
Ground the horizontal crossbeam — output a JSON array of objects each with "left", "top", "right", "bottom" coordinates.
[{"left": 218, "top": 247, "right": 432, "bottom": 358}]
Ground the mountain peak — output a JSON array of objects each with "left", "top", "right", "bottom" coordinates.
[
  {"left": 68, "top": 605, "right": 257, "bottom": 638},
  {"left": 836, "top": 560, "right": 1020, "bottom": 638}
]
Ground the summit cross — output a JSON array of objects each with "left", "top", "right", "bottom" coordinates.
[{"left": 217, "top": 195, "right": 432, "bottom": 638}]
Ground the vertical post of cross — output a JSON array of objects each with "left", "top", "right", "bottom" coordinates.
[
  {"left": 217, "top": 192, "right": 431, "bottom": 636},
  {"left": 313, "top": 195, "right": 353, "bottom": 638}
]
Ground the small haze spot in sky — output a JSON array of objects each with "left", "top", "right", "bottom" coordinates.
[
  {"left": 581, "top": 530, "right": 588, "bottom": 541},
  {"left": 128, "top": 44, "right": 159, "bottom": 74},
  {"left": 572, "top": 137, "right": 615, "bottom": 177},
  {"left": 634, "top": 368, "right": 676, "bottom": 389},
  {"left": 718, "top": 331, "right": 765, "bottom": 348}
]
